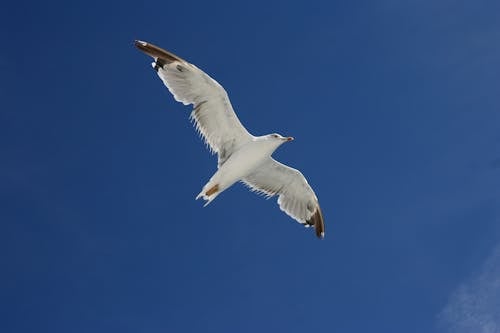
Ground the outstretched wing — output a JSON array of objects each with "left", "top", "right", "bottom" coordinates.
[
  {"left": 135, "top": 40, "right": 253, "bottom": 166},
  {"left": 243, "top": 158, "right": 325, "bottom": 238}
]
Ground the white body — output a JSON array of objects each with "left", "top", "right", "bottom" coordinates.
[{"left": 197, "top": 138, "right": 280, "bottom": 204}]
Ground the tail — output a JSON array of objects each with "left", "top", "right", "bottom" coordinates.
[{"left": 195, "top": 183, "right": 220, "bottom": 207}]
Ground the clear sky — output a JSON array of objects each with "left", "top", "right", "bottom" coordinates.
[{"left": 1, "top": 0, "right": 499, "bottom": 332}]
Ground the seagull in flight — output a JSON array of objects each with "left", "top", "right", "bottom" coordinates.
[{"left": 135, "top": 40, "right": 325, "bottom": 238}]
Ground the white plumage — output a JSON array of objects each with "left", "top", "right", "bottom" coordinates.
[{"left": 135, "top": 40, "right": 325, "bottom": 238}]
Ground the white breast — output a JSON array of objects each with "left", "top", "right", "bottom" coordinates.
[{"left": 214, "top": 140, "right": 275, "bottom": 189}]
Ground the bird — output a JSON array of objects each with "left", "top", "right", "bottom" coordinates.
[{"left": 135, "top": 40, "right": 325, "bottom": 238}]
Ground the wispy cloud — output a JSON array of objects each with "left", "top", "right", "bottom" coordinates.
[{"left": 438, "top": 244, "right": 500, "bottom": 333}]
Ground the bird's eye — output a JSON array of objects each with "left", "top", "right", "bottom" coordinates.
[{"left": 272, "top": 134, "right": 279, "bottom": 138}]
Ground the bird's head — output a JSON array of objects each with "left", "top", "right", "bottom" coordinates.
[
  {"left": 255, "top": 133, "right": 294, "bottom": 154},
  {"left": 266, "top": 133, "right": 294, "bottom": 145}
]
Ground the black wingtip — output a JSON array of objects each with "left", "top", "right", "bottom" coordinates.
[
  {"left": 306, "top": 206, "right": 325, "bottom": 239},
  {"left": 134, "top": 40, "right": 150, "bottom": 54},
  {"left": 134, "top": 40, "right": 146, "bottom": 47},
  {"left": 134, "top": 40, "right": 186, "bottom": 64}
]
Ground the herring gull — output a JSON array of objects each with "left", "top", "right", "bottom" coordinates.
[{"left": 135, "top": 40, "right": 325, "bottom": 238}]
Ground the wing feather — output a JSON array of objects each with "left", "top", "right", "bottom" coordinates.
[
  {"left": 135, "top": 40, "right": 253, "bottom": 166},
  {"left": 243, "top": 158, "right": 325, "bottom": 238}
]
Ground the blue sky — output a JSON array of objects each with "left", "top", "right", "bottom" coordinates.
[{"left": 1, "top": 0, "right": 499, "bottom": 332}]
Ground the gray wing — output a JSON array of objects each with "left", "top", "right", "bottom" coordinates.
[
  {"left": 243, "top": 158, "right": 325, "bottom": 238},
  {"left": 135, "top": 40, "right": 253, "bottom": 166}
]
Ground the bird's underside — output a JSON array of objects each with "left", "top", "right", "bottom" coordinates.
[{"left": 135, "top": 40, "right": 325, "bottom": 239}]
